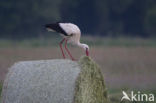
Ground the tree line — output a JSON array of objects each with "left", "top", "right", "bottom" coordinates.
[{"left": 0, "top": 0, "right": 156, "bottom": 39}]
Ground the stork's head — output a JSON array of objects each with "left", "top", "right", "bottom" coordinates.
[
  {"left": 85, "top": 45, "right": 89, "bottom": 56},
  {"left": 78, "top": 43, "right": 89, "bottom": 56}
]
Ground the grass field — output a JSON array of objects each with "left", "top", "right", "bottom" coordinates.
[
  {"left": 0, "top": 37, "right": 156, "bottom": 102},
  {"left": 0, "top": 36, "right": 156, "bottom": 48}
]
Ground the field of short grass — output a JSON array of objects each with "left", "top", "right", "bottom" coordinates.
[
  {"left": 0, "top": 36, "right": 156, "bottom": 48},
  {"left": 0, "top": 37, "right": 156, "bottom": 102}
]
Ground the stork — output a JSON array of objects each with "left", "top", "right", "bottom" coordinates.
[{"left": 45, "top": 22, "right": 89, "bottom": 60}]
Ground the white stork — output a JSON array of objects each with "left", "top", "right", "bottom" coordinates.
[{"left": 45, "top": 22, "right": 89, "bottom": 60}]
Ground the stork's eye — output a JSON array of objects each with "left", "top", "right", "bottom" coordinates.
[{"left": 86, "top": 48, "right": 89, "bottom": 51}]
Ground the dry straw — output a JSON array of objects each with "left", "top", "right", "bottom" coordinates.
[
  {"left": 74, "top": 56, "right": 109, "bottom": 103},
  {"left": 1, "top": 56, "right": 109, "bottom": 103}
]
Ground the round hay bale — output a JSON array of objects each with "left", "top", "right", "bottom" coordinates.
[
  {"left": 2, "top": 56, "right": 108, "bottom": 103},
  {"left": 74, "top": 56, "right": 108, "bottom": 103}
]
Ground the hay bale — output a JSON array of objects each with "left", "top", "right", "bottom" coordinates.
[
  {"left": 2, "top": 56, "right": 108, "bottom": 103},
  {"left": 2, "top": 59, "right": 80, "bottom": 103},
  {"left": 74, "top": 56, "right": 108, "bottom": 103}
]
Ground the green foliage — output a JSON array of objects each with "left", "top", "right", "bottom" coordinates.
[
  {"left": 0, "top": 0, "right": 63, "bottom": 38},
  {"left": 0, "top": 0, "right": 156, "bottom": 38},
  {"left": 145, "top": 6, "right": 156, "bottom": 37}
]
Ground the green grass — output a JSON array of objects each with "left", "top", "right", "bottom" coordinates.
[
  {"left": 0, "top": 36, "right": 156, "bottom": 48},
  {"left": 108, "top": 89, "right": 156, "bottom": 103},
  {"left": 82, "top": 37, "right": 156, "bottom": 47},
  {"left": 0, "top": 83, "right": 2, "bottom": 102}
]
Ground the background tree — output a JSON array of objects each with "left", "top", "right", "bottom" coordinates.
[{"left": 0, "top": 0, "right": 156, "bottom": 39}]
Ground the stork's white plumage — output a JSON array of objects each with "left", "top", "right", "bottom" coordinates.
[{"left": 45, "top": 22, "right": 89, "bottom": 60}]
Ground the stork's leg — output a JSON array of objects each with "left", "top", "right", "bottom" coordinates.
[
  {"left": 59, "top": 38, "right": 66, "bottom": 59},
  {"left": 65, "top": 39, "right": 75, "bottom": 61}
]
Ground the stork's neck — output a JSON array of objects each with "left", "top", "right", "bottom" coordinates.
[
  {"left": 77, "top": 42, "right": 89, "bottom": 56},
  {"left": 77, "top": 42, "right": 85, "bottom": 49}
]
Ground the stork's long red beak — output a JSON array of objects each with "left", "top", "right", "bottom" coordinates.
[{"left": 86, "top": 49, "right": 89, "bottom": 56}]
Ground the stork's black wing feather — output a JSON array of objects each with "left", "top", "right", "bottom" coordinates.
[{"left": 45, "top": 22, "right": 68, "bottom": 36}]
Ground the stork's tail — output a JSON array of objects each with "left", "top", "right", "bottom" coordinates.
[
  {"left": 45, "top": 22, "right": 68, "bottom": 36},
  {"left": 45, "top": 23, "right": 57, "bottom": 32}
]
